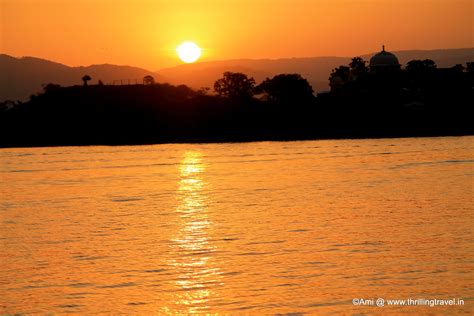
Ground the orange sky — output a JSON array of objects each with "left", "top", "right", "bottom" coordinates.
[{"left": 1, "top": 0, "right": 473, "bottom": 70}]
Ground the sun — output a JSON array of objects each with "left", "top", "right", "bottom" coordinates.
[{"left": 176, "top": 41, "right": 202, "bottom": 63}]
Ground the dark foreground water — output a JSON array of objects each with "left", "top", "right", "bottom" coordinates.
[{"left": 1, "top": 137, "right": 473, "bottom": 314}]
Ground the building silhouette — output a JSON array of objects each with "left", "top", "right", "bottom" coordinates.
[{"left": 369, "top": 45, "right": 401, "bottom": 73}]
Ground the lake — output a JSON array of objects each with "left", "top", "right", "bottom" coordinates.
[{"left": 1, "top": 137, "right": 473, "bottom": 314}]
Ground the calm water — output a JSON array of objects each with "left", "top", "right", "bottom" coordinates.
[{"left": 1, "top": 137, "right": 473, "bottom": 314}]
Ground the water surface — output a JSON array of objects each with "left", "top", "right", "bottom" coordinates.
[{"left": 1, "top": 137, "right": 473, "bottom": 314}]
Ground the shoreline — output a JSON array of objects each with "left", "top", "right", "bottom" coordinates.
[{"left": 1, "top": 132, "right": 472, "bottom": 149}]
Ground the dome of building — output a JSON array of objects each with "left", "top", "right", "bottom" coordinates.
[{"left": 369, "top": 46, "right": 400, "bottom": 69}]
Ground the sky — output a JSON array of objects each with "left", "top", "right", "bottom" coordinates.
[{"left": 1, "top": 0, "right": 473, "bottom": 70}]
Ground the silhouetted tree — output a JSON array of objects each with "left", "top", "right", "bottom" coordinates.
[
  {"left": 98, "top": 80, "right": 104, "bottom": 86},
  {"left": 197, "top": 87, "right": 210, "bottom": 95},
  {"left": 349, "top": 57, "right": 369, "bottom": 76},
  {"left": 328, "top": 66, "right": 350, "bottom": 96},
  {"left": 143, "top": 75, "right": 155, "bottom": 85},
  {"left": 451, "top": 64, "right": 464, "bottom": 72},
  {"left": 423, "top": 59, "right": 437, "bottom": 69},
  {"left": 214, "top": 72, "right": 255, "bottom": 99},
  {"left": 82, "top": 75, "right": 91, "bottom": 86},
  {"left": 256, "top": 74, "right": 314, "bottom": 104},
  {"left": 329, "top": 66, "right": 350, "bottom": 82},
  {"left": 406, "top": 60, "right": 423, "bottom": 71},
  {"left": 406, "top": 59, "right": 437, "bottom": 72}
]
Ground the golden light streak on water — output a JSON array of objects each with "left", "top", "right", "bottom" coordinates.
[{"left": 164, "top": 151, "right": 222, "bottom": 314}]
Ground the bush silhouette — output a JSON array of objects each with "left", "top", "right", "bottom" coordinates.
[
  {"left": 214, "top": 72, "right": 256, "bottom": 100},
  {"left": 406, "top": 59, "right": 437, "bottom": 72},
  {"left": 256, "top": 74, "right": 314, "bottom": 105},
  {"left": 143, "top": 75, "right": 155, "bottom": 85}
]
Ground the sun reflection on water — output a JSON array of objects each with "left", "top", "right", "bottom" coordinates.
[{"left": 164, "top": 151, "right": 221, "bottom": 314}]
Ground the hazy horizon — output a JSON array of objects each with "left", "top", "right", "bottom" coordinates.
[
  {"left": 2, "top": 0, "right": 472, "bottom": 69},
  {"left": 2, "top": 46, "right": 473, "bottom": 71}
]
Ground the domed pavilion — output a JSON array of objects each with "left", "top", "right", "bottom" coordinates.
[{"left": 369, "top": 45, "right": 401, "bottom": 73}]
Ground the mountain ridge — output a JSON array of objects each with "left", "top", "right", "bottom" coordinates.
[{"left": 0, "top": 54, "right": 158, "bottom": 101}]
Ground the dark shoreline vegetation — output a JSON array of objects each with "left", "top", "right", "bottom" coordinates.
[{"left": 1, "top": 58, "right": 473, "bottom": 148}]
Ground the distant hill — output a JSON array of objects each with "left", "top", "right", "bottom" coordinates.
[
  {"left": 157, "top": 57, "right": 350, "bottom": 95},
  {"left": 1, "top": 48, "right": 472, "bottom": 101},
  {"left": 158, "top": 48, "right": 474, "bottom": 93},
  {"left": 0, "top": 54, "right": 158, "bottom": 101}
]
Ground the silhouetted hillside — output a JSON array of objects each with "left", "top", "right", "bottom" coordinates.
[
  {"left": 1, "top": 65, "right": 472, "bottom": 147},
  {"left": 0, "top": 54, "right": 159, "bottom": 101}
]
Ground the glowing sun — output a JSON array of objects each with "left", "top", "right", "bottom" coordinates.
[{"left": 176, "top": 41, "right": 202, "bottom": 63}]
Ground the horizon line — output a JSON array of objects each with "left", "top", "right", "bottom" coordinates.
[{"left": 1, "top": 46, "right": 473, "bottom": 72}]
